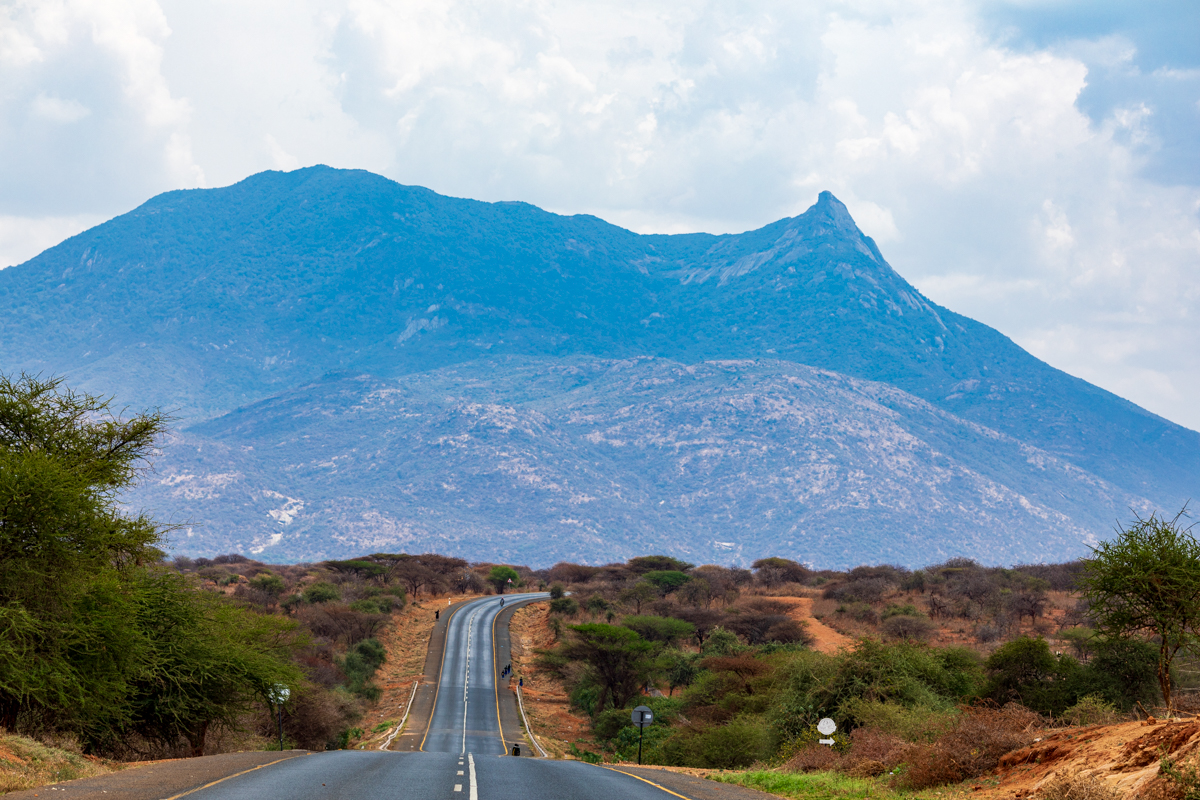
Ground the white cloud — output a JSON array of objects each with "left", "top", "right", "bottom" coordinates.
[
  {"left": 30, "top": 93, "right": 90, "bottom": 123},
  {"left": 1, "top": 0, "right": 1198, "bottom": 431},
  {"left": 0, "top": 213, "right": 107, "bottom": 268}
]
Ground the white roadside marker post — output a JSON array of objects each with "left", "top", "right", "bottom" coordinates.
[{"left": 817, "top": 717, "right": 837, "bottom": 746}]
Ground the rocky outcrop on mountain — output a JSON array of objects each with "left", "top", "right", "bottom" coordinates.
[
  {"left": 126, "top": 356, "right": 1151, "bottom": 567},
  {"left": 2, "top": 166, "right": 1193, "bottom": 565}
]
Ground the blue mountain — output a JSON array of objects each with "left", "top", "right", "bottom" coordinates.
[{"left": 2, "top": 166, "right": 1193, "bottom": 565}]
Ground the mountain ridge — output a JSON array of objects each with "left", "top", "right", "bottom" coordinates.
[{"left": 1, "top": 166, "right": 1194, "bottom": 564}]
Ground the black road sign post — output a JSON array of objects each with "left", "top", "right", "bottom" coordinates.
[{"left": 632, "top": 705, "right": 654, "bottom": 765}]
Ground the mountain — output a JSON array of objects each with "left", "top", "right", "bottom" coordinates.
[
  {"left": 129, "top": 356, "right": 1142, "bottom": 568},
  {"left": 1, "top": 166, "right": 1194, "bottom": 566}
]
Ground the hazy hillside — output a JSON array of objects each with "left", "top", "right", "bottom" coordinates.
[
  {"left": 126, "top": 356, "right": 1148, "bottom": 568},
  {"left": 2, "top": 166, "right": 1194, "bottom": 564}
]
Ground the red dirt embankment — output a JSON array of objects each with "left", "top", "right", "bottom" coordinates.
[{"left": 980, "top": 717, "right": 1200, "bottom": 800}]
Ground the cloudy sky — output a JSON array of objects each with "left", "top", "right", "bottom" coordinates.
[{"left": 2, "top": 0, "right": 1198, "bottom": 429}]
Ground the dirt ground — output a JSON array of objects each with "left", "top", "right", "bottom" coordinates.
[
  {"left": 356, "top": 592, "right": 485, "bottom": 749},
  {"left": 762, "top": 593, "right": 853, "bottom": 654},
  {"left": 509, "top": 602, "right": 599, "bottom": 759},
  {"left": 972, "top": 716, "right": 1200, "bottom": 800}
]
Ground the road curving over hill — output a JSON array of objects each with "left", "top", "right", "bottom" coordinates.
[{"left": 8, "top": 592, "right": 778, "bottom": 800}]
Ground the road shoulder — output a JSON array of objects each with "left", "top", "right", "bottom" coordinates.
[
  {"left": 601, "top": 765, "right": 784, "bottom": 800},
  {"left": 2, "top": 750, "right": 315, "bottom": 800}
]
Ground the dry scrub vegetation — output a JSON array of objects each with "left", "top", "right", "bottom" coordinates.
[{"left": 504, "top": 554, "right": 1200, "bottom": 800}]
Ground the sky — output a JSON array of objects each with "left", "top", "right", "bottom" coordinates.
[{"left": 1, "top": 0, "right": 1198, "bottom": 430}]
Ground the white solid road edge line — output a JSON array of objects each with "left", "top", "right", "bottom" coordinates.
[
  {"left": 380, "top": 680, "right": 420, "bottom": 750},
  {"left": 515, "top": 685, "right": 548, "bottom": 758},
  {"left": 469, "top": 753, "right": 478, "bottom": 800}
]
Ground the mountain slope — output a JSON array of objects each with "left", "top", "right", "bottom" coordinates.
[
  {"left": 127, "top": 356, "right": 1146, "bottom": 568},
  {"left": 1, "top": 166, "right": 1195, "bottom": 563}
]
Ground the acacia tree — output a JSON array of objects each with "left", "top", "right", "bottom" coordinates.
[
  {"left": 1080, "top": 508, "right": 1200, "bottom": 712},
  {"left": 487, "top": 565, "right": 520, "bottom": 594},
  {"left": 0, "top": 374, "right": 166, "bottom": 731},
  {"left": 0, "top": 375, "right": 303, "bottom": 751},
  {"left": 560, "top": 623, "right": 659, "bottom": 711}
]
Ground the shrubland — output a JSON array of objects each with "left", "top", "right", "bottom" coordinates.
[
  {"left": 5, "top": 371, "right": 1195, "bottom": 797},
  {"left": 0, "top": 374, "right": 532, "bottom": 761},
  {"left": 525, "top": 549, "right": 1189, "bottom": 792}
]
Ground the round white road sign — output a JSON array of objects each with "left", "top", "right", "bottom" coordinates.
[{"left": 817, "top": 717, "right": 836, "bottom": 735}]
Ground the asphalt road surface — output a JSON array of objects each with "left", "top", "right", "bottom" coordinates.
[
  {"left": 15, "top": 594, "right": 773, "bottom": 800},
  {"left": 421, "top": 593, "right": 543, "bottom": 755}
]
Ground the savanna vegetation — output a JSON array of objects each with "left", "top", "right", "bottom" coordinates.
[
  {"left": 526, "top": 524, "right": 1200, "bottom": 791},
  {"left": 5, "top": 371, "right": 1198, "bottom": 798},
  {"left": 0, "top": 374, "right": 533, "bottom": 761}
]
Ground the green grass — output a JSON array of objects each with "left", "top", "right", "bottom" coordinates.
[{"left": 707, "top": 770, "right": 952, "bottom": 800}]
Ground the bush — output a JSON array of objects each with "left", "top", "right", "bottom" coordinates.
[
  {"left": 303, "top": 582, "right": 341, "bottom": 604},
  {"left": 816, "top": 640, "right": 985, "bottom": 722},
  {"left": 893, "top": 704, "right": 1041, "bottom": 790},
  {"left": 764, "top": 619, "right": 811, "bottom": 645},
  {"left": 783, "top": 726, "right": 906, "bottom": 776},
  {"left": 249, "top": 573, "right": 285, "bottom": 596},
  {"left": 341, "top": 638, "right": 387, "bottom": 700},
  {"left": 836, "top": 602, "right": 879, "bottom": 625},
  {"left": 549, "top": 582, "right": 565, "bottom": 600},
  {"left": 549, "top": 597, "right": 579, "bottom": 616},
  {"left": 881, "top": 604, "right": 921, "bottom": 620},
  {"left": 1061, "top": 695, "right": 1121, "bottom": 727},
  {"left": 881, "top": 615, "right": 935, "bottom": 642},
  {"left": 975, "top": 623, "right": 1003, "bottom": 643},
  {"left": 824, "top": 577, "right": 892, "bottom": 604},
  {"left": 663, "top": 717, "right": 773, "bottom": 768},
  {"left": 838, "top": 699, "right": 954, "bottom": 742},
  {"left": 701, "top": 627, "right": 742, "bottom": 657}
]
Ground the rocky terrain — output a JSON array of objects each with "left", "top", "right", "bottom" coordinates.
[
  {"left": 2, "top": 166, "right": 1194, "bottom": 565},
  {"left": 129, "top": 356, "right": 1148, "bottom": 567}
]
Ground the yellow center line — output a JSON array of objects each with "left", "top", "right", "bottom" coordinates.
[
  {"left": 593, "top": 764, "right": 697, "bottom": 800},
  {"left": 160, "top": 753, "right": 309, "bottom": 800},
  {"left": 492, "top": 599, "right": 506, "bottom": 754},
  {"left": 420, "top": 599, "right": 466, "bottom": 752}
]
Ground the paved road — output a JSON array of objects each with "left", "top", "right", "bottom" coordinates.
[
  {"left": 421, "top": 593, "right": 546, "bottom": 755},
  {"left": 169, "top": 750, "right": 738, "bottom": 800},
  {"left": 16, "top": 593, "right": 775, "bottom": 800}
]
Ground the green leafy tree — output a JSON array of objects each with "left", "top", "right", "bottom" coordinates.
[
  {"left": 619, "top": 581, "right": 658, "bottom": 613},
  {"left": 627, "top": 555, "right": 694, "bottom": 574},
  {"left": 622, "top": 615, "right": 696, "bottom": 646},
  {"left": 0, "top": 374, "right": 166, "bottom": 731},
  {"left": 1080, "top": 508, "right": 1200, "bottom": 711},
  {"left": 0, "top": 375, "right": 305, "bottom": 753},
  {"left": 487, "top": 565, "right": 521, "bottom": 594},
  {"left": 124, "top": 571, "right": 304, "bottom": 755},
  {"left": 561, "top": 624, "right": 659, "bottom": 712},
  {"left": 643, "top": 570, "right": 691, "bottom": 593}
]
